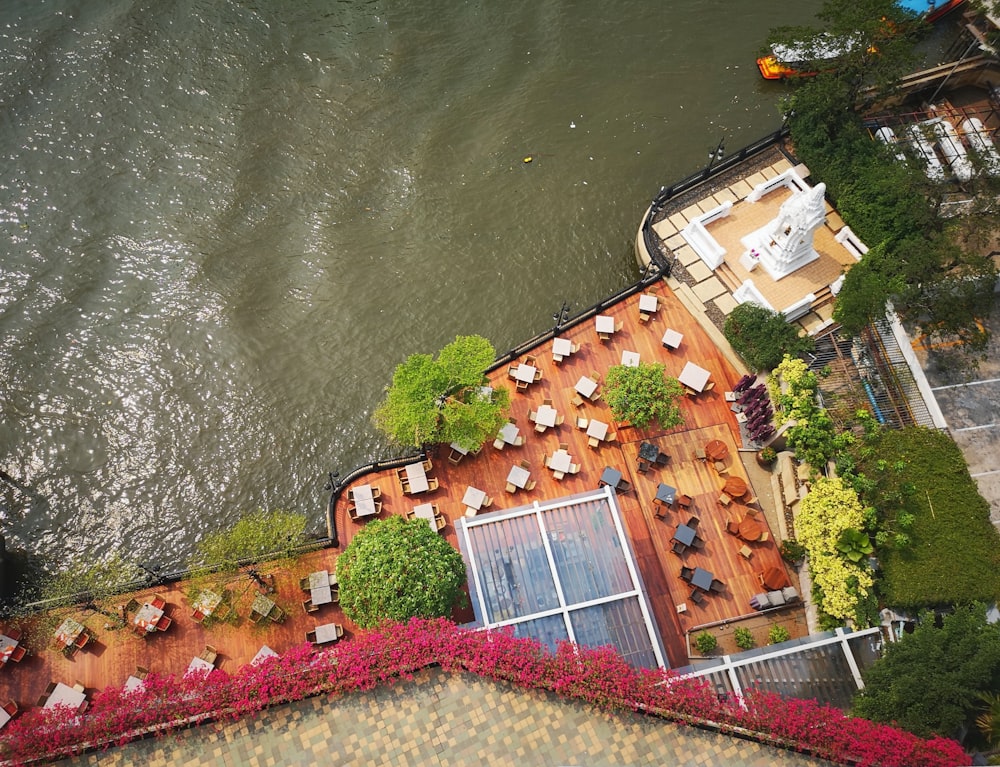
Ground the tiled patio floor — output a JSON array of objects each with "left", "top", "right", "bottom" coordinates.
[{"left": 61, "top": 668, "right": 834, "bottom": 767}]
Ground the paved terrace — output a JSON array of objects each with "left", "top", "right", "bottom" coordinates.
[
  {"left": 61, "top": 668, "right": 833, "bottom": 767},
  {"left": 0, "top": 279, "right": 804, "bottom": 730}
]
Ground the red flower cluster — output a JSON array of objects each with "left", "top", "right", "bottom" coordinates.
[{"left": 0, "top": 619, "right": 967, "bottom": 766}]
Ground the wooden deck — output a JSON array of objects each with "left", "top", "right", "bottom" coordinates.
[
  {"left": 334, "top": 279, "right": 793, "bottom": 668},
  {"left": 0, "top": 279, "right": 795, "bottom": 717}
]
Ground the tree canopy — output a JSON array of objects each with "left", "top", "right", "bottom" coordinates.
[
  {"left": 723, "top": 302, "right": 814, "bottom": 371},
  {"left": 336, "top": 516, "right": 467, "bottom": 629},
  {"left": 189, "top": 509, "right": 307, "bottom": 572},
  {"left": 373, "top": 335, "right": 509, "bottom": 451},
  {"left": 853, "top": 603, "right": 1000, "bottom": 743},
  {"left": 772, "top": 0, "right": 996, "bottom": 357},
  {"left": 603, "top": 362, "right": 684, "bottom": 430}
]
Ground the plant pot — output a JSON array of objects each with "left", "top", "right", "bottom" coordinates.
[{"left": 756, "top": 451, "right": 776, "bottom": 469}]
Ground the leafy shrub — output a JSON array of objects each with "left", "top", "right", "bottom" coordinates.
[
  {"left": 694, "top": 630, "right": 718, "bottom": 655},
  {"left": 0, "top": 619, "right": 968, "bottom": 767},
  {"left": 603, "top": 362, "right": 684, "bottom": 430},
  {"left": 758, "top": 446, "right": 777, "bottom": 465},
  {"left": 852, "top": 427, "right": 1000, "bottom": 608},
  {"left": 768, "top": 355, "right": 847, "bottom": 468},
  {"left": 779, "top": 538, "right": 806, "bottom": 564},
  {"left": 768, "top": 625, "right": 792, "bottom": 645},
  {"left": 337, "top": 516, "right": 467, "bottom": 628},
  {"left": 734, "top": 627, "right": 756, "bottom": 650},
  {"left": 723, "top": 302, "right": 813, "bottom": 372},
  {"left": 796, "top": 476, "right": 874, "bottom": 623}
]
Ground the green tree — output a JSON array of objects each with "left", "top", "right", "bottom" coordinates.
[
  {"left": 373, "top": 335, "right": 509, "bottom": 450},
  {"left": 723, "top": 302, "right": 814, "bottom": 371},
  {"left": 853, "top": 604, "right": 1000, "bottom": 743},
  {"left": 336, "top": 516, "right": 466, "bottom": 629},
  {"left": 190, "top": 509, "right": 307, "bottom": 572},
  {"left": 603, "top": 362, "right": 683, "bottom": 430}
]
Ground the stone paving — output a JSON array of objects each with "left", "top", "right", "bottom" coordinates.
[{"left": 60, "top": 668, "right": 834, "bottom": 767}]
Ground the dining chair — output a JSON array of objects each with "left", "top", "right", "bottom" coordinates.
[
  {"left": 331, "top": 585, "right": 340, "bottom": 604},
  {"left": 691, "top": 537, "right": 706, "bottom": 550},
  {"left": 598, "top": 332, "right": 610, "bottom": 342},
  {"left": 447, "top": 449, "right": 463, "bottom": 465},
  {"left": 690, "top": 589, "right": 705, "bottom": 605},
  {"left": 8, "top": 646, "right": 26, "bottom": 663},
  {"left": 726, "top": 520, "right": 740, "bottom": 536},
  {"left": 686, "top": 515, "right": 699, "bottom": 528},
  {"left": 426, "top": 478, "right": 439, "bottom": 492},
  {"left": 709, "top": 579, "right": 725, "bottom": 593},
  {"left": 694, "top": 447, "right": 707, "bottom": 461},
  {"left": 72, "top": 681, "right": 85, "bottom": 693},
  {"left": 575, "top": 416, "right": 588, "bottom": 429},
  {"left": 555, "top": 414, "right": 564, "bottom": 425},
  {"left": 639, "top": 311, "right": 650, "bottom": 323},
  {"left": 151, "top": 595, "right": 166, "bottom": 610},
  {"left": 759, "top": 532, "right": 770, "bottom": 542},
  {"left": 653, "top": 503, "right": 668, "bottom": 520},
  {"left": 679, "top": 566, "right": 694, "bottom": 582},
  {"left": 156, "top": 616, "right": 172, "bottom": 631},
  {"left": 435, "top": 515, "right": 447, "bottom": 531},
  {"left": 588, "top": 436, "right": 600, "bottom": 449},
  {"left": 74, "top": 631, "right": 90, "bottom": 650},
  {"left": 637, "top": 460, "right": 650, "bottom": 474},
  {"left": 553, "top": 471, "right": 565, "bottom": 481},
  {"left": 525, "top": 479, "right": 537, "bottom": 491},
  {"left": 482, "top": 495, "right": 493, "bottom": 508},
  {"left": 671, "top": 540, "right": 686, "bottom": 556},
  {"left": 306, "top": 630, "right": 317, "bottom": 644},
  {"left": 571, "top": 393, "right": 585, "bottom": 408},
  {"left": 2, "top": 700, "right": 18, "bottom": 717},
  {"left": 614, "top": 320, "right": 623, "bottom": 332},
  {"left": 520, "top": 459, "right": 531, "bottom": 469},
  {"left": 516, "top": 379, "right": 529, "bottom": 390},
  {"left": 135, "top": 666, "right": 149, "bottom": 680},
  {"left": 493, "top": 438, "right": 506, "bottom": 450},
  {"left": 677, "top": 494, "right": 692, "bottom": 508},
  {"left": 569, "top": 464, "right": 580, "bottom": 474},
  {"left": 371, "top": 486, "right": 381, "bottom": 499},
  {"left": 655, "top": 452, "right": 670, "bottom": 466},
  {"left": 192, "top": 609, "right": 205, "bottom": 624},
  {"left": 335, "top": 624, "right": 345, "bottom": 639},
  {"left": 505, "top": 482, "right": 517, "bottom": 494},
  {"left": 718, "top": 492, "right": 732, "bottom": 506},
  {"left": 533, "top": 369, "right": 543, "bottom": 381},
  {"left": 740, "top": 545, "right": 753, "bottom": 560},
  {"left": 525, "top": 354, "right": 537, "bottom": 366},
  {"left": 528, "top": 409, "right": 537, "bottom": 422},
  {"left": 606, "top": 431, "right": 617, "bottom": 442},
  {"left": 44, "top": 681, "right": 57, "bottom": 696},
  {"left": 302, "top": 599, "right": 317, "bottom": 614}
]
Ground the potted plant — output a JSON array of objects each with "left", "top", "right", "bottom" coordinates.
[
  {"left": 779, "top": 538, "right": 806, "bottom": 565},
  {"left": 694, "top": 630, "right": 718, "bottom": 656},
  {"left": 756, "top": 445, "right": 777, "bottom": 468},
  {"left": 734, "top": 626, "right": 756, "bottom": 650},
  {"left": 768, "top": 625, "right": 792, "bottom": 645}
]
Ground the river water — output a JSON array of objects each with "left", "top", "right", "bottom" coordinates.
[{"left": 0, "top": 0, "right": 823, "bottom": 570}]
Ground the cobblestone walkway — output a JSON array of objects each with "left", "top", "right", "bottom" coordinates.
[{"left": 62, "top": 669, "right": 834, "bottom": 767}]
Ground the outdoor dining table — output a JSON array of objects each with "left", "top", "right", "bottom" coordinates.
[
  {"left": 705, "top": 439, "right": 729, "bottom": 461},
  {"left": 507, "top": 465, "right": 530, "bottom": 489},
  {"left": 673, "top": 523, "right": 697, "bottom": 547},
  {"left": 620, "top": 350, "right": 640, "bottom": 367},
  {"left": 599, "top": 467, "right": 622, "bottom": 489},
  {"left": 352, "top": 484, "right": 378, "bottom": 516},
  {"left": 678, "top": 361, "right": 712, "bottom": 392},
  {"left": 575, "top": 376, "right": 599, "bottom": 400},
  {"left": 124, "top": 675, "right": 146, "bottom": 693},
  {"left": 586, "top": 419, "right": 609, "bottom": 441},
  {"left": 548, "top": 449, "right": 572, "bottom": 474},
  {"left": 44, "top": 682, "right": 87, "bottom": 711},
  {"left": 251, "top": 593, "right": 277, "bottom": 621},
  {"left": 513, "top": 363, "right": 537, "bottom": 384},
  {"left": 309, "top": 570, "right": 334, "bottom": 606},
  {"left": 552, "top": 337, "right": 573, "bottom": 360},
  {"left": 639, "top": 293, "right": 659, "bottom": 313},
  {"left": 0, "top": 634, "right": 18, "bottom": 664},
  {"left": 595, "top": 315, "right": 616, "bottom": 335},
  {"left": 761, "top": 566, "right": 791, "bottom": 591},
  {"left": 133, "top": 601, "right": 165, "bottom": 634},
  {"left": 535, "top": 404, "right": 558, "bottom": 428},
  {"left": 638, "top": 442, "right": 660, "bottom": 463},
  {"left": 0, "top": 706, "right": 10, "bottom": 730},
  {"left": 187, "top": 656, "right": 215, "bottom": 675},
  {"left": 404, "top": 462, "right": 429, "bottom": 493},
  {"left": 738, "top": 517, "right": 764, "bottom": 542},
  {"left": 192, "top": 590, "right": 223, "bottom": 619},
  {"left": 498, "top": 422, "right": 520, "bottom": 444},
  {"left": 723, "top": 476, "right": 748, "bottom": 497},
  {"left": 661, "top": 328, "right": 683, "bottom": 349},
  {"left": 252, "top": 645, "right": 279, "bottom": 666},
  {"left": 413, "top": 503, "right": 437, "bottom": 531},
  {"left": 53, "top": 617, "right": 85, "bottom": 648},
  {"left": 463, "top": 486, "right": 487, "bottom": 511},
  {"left": 315, "top": 622, "right": 342, "bottom": 644},
  {"left": 691, "top": 567, "right": 715, "bottom": 592},
  {"left": 655, "top": 483, "right": 677, "bottom": 506}
]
